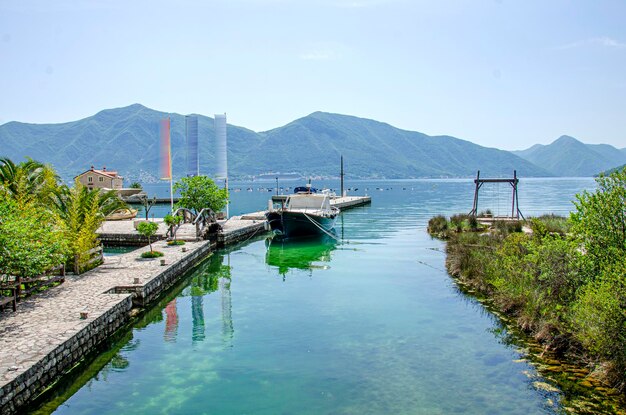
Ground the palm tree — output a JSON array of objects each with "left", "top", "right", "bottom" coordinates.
[
  {"left": 50, "top": 180, "right": 127, "bottom": 272},
  {"left": 0, "top": 157, "right": 59, "bottom": 207}
]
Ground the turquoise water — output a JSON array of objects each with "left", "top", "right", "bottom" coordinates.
[
  {"left": 103, "top": 246, "right": 138, "bottom": 256},
  {"left": 44, "top": 178, "right": 598, "bottom": 414}
]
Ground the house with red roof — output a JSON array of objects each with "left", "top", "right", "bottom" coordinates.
[{"left": 75, "top": 166, "right": 124, "bottom": 190}]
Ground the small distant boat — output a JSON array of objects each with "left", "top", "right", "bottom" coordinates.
[
  {"left": 106, "top": 208, "right": 138, "bottom": 221},
  {"left": 265, "top": 184, "right": 339, "bottom": 238}
]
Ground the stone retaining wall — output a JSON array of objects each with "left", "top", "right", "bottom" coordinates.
[
  {"left": 99, "top": 233, "right": 163, "bottom": 247},
  {"left": 109, "top": 241, "right": 214, "bottom": 306},
  {"left": 218, "top": 222, "right": 267, "bottom": 247},
  {"left": 0, "top": 295, "right": 133, "bottom": 414}
]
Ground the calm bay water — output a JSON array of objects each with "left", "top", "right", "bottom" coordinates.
[{"left": 40, "top": 178, "right": 599, "bottom": 414}]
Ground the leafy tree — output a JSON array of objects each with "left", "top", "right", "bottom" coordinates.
[
  {"left": 173, "top": 175, "right": 228, "bottom": 215},
  {"left": 164, "top": 213, "right": 183, "bottom": 241},
  {"left": 137, "top": 221, "right": 159, "bottom": 253},
  {"left": 570, "top": 167, "right": 626, "bottom": 274},
  {"left": 0, "top": 199, "right": 69, "bottom": 278}
]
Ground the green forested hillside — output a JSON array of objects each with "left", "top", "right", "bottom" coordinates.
[
  {"left": 248, "top": 112, "right": 550, "bottom": 178},
  {"left": 0, "top": 104, "right": 559, "bottom": 182}
]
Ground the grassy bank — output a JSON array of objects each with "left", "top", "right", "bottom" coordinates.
[{"left": 428, "top": 169, "right": 626, "bottom": 399}]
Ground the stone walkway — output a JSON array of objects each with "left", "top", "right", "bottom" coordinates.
[
  {"left": 0, "top": 239, "right": 209, "bottom": 391},
  {"left": 97, "top": 219, "right": 168, "bottom": 236}
]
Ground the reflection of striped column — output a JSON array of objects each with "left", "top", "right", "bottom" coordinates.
[
  {"left": 191, "top": 296, "right": 205, "bottom": 343},
  {"left": 164, "top": 298, "right": 178, "bottom": 342},
  {"left": 185, "top": 116, "right": 199, "bottom": 177},
  {"left": 220, "top": 277, "right": 233, "bottom": 342}
]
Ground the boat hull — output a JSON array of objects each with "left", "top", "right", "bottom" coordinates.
[{"left": 266, "top": 211, "right": 337, "bottom": 238}]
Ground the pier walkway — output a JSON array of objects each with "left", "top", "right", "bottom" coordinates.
[
  {"left": 97, "top": 215, "right": 267, "bottom": 246},
  {"left": 271, "top": 194, "right": 371, "bottom": 209}
]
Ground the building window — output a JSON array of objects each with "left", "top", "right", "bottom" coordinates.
[
  {"left": 88, "top": 176, "right": 93, "bottom": 183},
  {"left": 99, "top": 177, "right": 104, "bottom": 182}
]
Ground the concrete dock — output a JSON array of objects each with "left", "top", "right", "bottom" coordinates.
[
  {"left": 272, "top": 194, "right": 372, "bottom": 209},
  {"left": 98, "top": 196, "right": 370, "bottom": 246}
]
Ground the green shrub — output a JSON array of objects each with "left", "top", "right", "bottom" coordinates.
[
  {"left": 427, "top": 215, "right": 448, "bottom": 237},
  {"left": 167, "top": 240, "right": 185, "bottom": 246},
  {"left": 141, "top": 250, "right": 164, "bottom": 258},
  {"left": 571, "top": 263, "right": 626, "bottom": 378},
  {"left": 571, "top": 167, "right": 626, "bottom": 274},
  {"left": 0, "top": 198, "right": 69, "bottom": 278},
  {"left": 450, "top": 214, "right": 468, "bottom": 232},
  {"left": 468, "top": 215, "right": 478, "bottom": 231},
  {"left": 535, "top": 214, "right": 570, "bottom": 235},
  {"left": 495, "top": 220, "right": 523, "bottom": 236}
]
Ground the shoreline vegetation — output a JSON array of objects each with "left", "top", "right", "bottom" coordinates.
[
  {"left": 428, "top": 168, "right": 626, "bottom": 413},
  {"left": 0, "top": 157, "right": 126, "bottom": 283}
]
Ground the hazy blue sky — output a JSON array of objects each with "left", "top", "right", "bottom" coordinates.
[{"left": 1, "top": 0, "right": 625, "bottom": 150}]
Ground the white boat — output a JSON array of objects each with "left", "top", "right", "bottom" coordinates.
[{"left": 265, "top": 185, "right": 339, "bottom": 238}]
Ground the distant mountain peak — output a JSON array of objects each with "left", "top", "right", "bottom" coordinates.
[
  {"left": 514, "top": 134, "right": 626, "bottom": 176},
  {"left": 95, "top": 103, "right": 149, "bottom": 114},
  {"left": 553, "top": 135, "right": 581, "bottom": 145}
]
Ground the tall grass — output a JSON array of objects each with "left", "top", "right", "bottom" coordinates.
[{"left": 430, "top": 209, "right": 626, "bottom": 391}]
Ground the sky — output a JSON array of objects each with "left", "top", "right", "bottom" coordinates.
[{"left": 1, "top": 0, "right": 625, "bottom": 150}]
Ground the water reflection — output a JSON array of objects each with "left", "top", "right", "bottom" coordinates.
[
  {"left": 191, "top": 296, "right": 205, "bottom": 343},
  {"left": 160, "top": 253, "right": 233, "bottom": 344},
  {"left": 164, "top": 299, "right": 178, "bottom": 342},
  {"left": 265, "top": 235, "right": 337, "bottom": 278}
]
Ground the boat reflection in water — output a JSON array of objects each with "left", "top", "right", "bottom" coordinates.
[{"left": 265, "top": 234, "right": 338, "bottom": 278}]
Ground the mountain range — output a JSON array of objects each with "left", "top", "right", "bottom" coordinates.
[
  {"left": 512, "top": 135, "right": 626, "bottom": 177},
  {"left": 0, "top": 104, "right": 624, "bottom": 182}
]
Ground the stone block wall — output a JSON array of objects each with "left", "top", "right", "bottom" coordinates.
[
  {"left": 106, "top": 242, "right": 213, "bottom": 307},
  {"left": 0, "top": 295, "right": 133, "bottom": 414},
  {"left": 218, "top": 222, "right": 266, "bottom": 247},
  {"left": 99, "top": 233, "right": 162, "bottom": 247}
]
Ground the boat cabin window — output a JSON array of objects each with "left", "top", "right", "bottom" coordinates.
[{"left": 286, "top": 195, "right": 330, "bottom": 210}]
